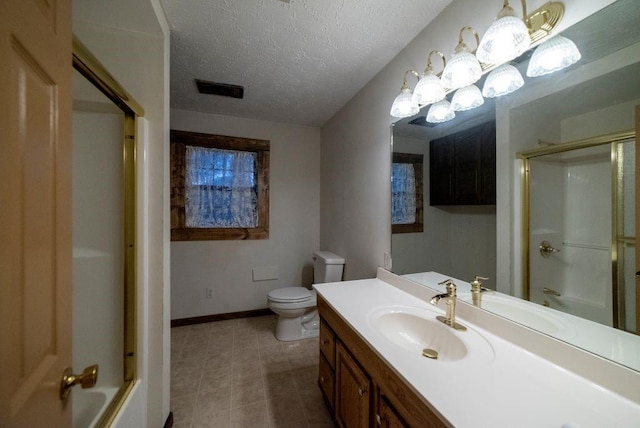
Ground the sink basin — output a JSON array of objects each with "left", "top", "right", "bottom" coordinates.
[
  {"left": 368, "top": 306, "right": 494, "bottom": 363},
  {"left": 375, "top": 311, "right": 467, "bottom": 361}
]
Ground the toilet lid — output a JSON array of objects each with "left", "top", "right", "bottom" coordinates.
[{"left": 267, "top": 287, "right": 313, "bottom": 303}]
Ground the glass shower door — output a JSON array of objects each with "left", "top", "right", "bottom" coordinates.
[{"left": 527, "top": 138, "right": 635, "bottom": 332}]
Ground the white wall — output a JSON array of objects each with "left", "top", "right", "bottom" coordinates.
[
  {"left": 321, "top": 0, "right": 616, "bottom": 283},
  {"left": 73, "top": 0, "right": 170, "bottom": 425},
  {"left": 170, "top": 109, "right": 321, "bottom": 319},
  {"left": 391, "top": 135, "right": 452, "bottom": 275}
]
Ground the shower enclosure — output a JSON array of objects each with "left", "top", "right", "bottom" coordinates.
[
  {"left": 520, "top": 131, "right": 636, "bottom": 333},
  {"left": 71, "top": 38, "right": 139, "bottom": 426}
]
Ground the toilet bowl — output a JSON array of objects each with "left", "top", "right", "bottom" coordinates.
[
  {"left": 267, "top": 287, "right": 318, "bottom": 341},
  {"left": 267, "top": 251, "right": 344, "bottom": 341}
]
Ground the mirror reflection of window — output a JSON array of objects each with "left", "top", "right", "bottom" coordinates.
[
  {"left": 391, "top": 153, "right": 423, "bottom": 234},
  {"left": 392, "top": 163, "right": 416, "bottom": 224}
]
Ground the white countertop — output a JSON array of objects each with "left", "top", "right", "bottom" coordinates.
[
  {"left": 314, "top": 272, "right": 640, "bottom": 428},
  {"left": 404, "top": 271, "right": 640, "bottom": 372}
]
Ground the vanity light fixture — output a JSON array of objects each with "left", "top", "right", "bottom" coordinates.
[
  {"left": 412, "top": 51, "right": 447, "bottom": 105},
  {"left": 476, "top": 0, "right": 530, "bottom": 64},
  {"left": 451, "top": 84, "right": 484, "bottom": 111},
  {"left": 426, "top": 99, "right": 455, "bottom": 123},
  {"left": 482, "top": 63, "right": 524, "bottom": 98},
  {"left": 390, "top": 70, "right": 420, "bottom": 118},
  {"left": 441, "top": 27, "right": 483, "bottom": 90},
  {"left": 389, "top": 1, "right": 569, "bottom": 118},
  {"left": 526, "top": 35, "right": 581, "bottom": 77}
]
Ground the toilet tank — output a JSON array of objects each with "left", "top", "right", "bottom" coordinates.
[{"left": 313, "top": 251, "right": 345, "bottom": 283}]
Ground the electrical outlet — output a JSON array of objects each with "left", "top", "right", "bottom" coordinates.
[
  {"left": 205, "top": 287, "right": 214, "bottom": 299},
  {"left": 383, "top": 252, "right": 392, "bottom": 270}
]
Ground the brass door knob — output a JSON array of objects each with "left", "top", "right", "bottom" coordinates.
[{"left": 59, "top": 364, "right": 99, "bottom": 400}]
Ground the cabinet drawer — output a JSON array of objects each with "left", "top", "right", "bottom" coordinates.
[
  {"left": 319, "top": 318, "right": 336, "bottom": 368},
  {"left": 319, "top": 354, "right": 335, "bottom": 409}
]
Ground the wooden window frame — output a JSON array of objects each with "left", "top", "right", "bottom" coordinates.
[
  {"left": 392, "top": 152, "right": 424, "bottom": 234},
  {"left": 170, "top": 129, "right": 270, "bottom": 241}
]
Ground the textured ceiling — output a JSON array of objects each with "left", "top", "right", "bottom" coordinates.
[{"left": 161, "top": 0, "right": 452, "bottom": 127}]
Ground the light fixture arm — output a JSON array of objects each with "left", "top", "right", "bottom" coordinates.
[
  {"left": 400, "top": 69, "right": 420, "bottom": 89},
  {"left": 424, "top": 50, "right": 446, "bottom": 74},
  {"left": 455, "top": 26, "right": 480, "bottom": 53}
]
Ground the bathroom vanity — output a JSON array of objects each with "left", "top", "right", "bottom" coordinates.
[
  {"left": 314, "top": 269, "right": 640, "bottom": 427},
  {"left": 318, "top": 296, "right": 446, "bottom": 427}
]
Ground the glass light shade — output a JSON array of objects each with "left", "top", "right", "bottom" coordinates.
[
  {"left": 476, "top": 15, "right": 531, "bottom": 64},
  {"left": 451, "top": 85, "right": 484, "bottom": 111},
  {"left": 390, "top": 87, "right": 419, "bottom": 118},
  {"left": 426, "top": 100, "right": 455, "bottom": 123},
  {"left": 482, "top": 63, "right": 524, "bottom": 98},
  {"left": 441, "top": 51, "right": 483, "bottom": 90},
  {"left": 412, "top": 72, "right": 446, "bottom": 105},
  {"left": 526, "top": 35, "right": 582, "bottom": 77}
]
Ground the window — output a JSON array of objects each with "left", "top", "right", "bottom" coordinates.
[
  {"left": 171, "top": 130, "right": 270, "bottom": 240},
  {"left": 392, "top": 153, "right": 423, "bottom": 234}
]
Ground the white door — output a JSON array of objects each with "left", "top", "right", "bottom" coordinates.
[{"left": 0, "top": 0, "right": 73, "bottom": 426}]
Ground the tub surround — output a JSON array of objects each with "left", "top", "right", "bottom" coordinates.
[{"left": 314, "top": 269, "right": 640, "bottom": 427}]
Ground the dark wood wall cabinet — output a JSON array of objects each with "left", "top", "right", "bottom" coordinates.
[
  {"left": 318, "top": 296, "right": 448, "bottom": 428},
  {"left": 429, "top": 121, "right": 496, "bottom": 206}
]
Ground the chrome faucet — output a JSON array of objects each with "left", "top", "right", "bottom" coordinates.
[
  {"left": 470, "top": 275, "right": 490, "bottom": 307},
  {"left": 430, "top": 279, "right": 466, "bottom": 331}
]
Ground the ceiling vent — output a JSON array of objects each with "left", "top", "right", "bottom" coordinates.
[{"left": 195, "top": 79, "right": 244, "bottom": 99}]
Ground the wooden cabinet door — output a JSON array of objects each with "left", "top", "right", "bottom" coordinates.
[
  {"left": 453, "top": 129, "right": 482, "bottom": 204},
  {"left": 429, "top": 137, "right": 454, "bottom": 205},
  {"left": 0, "top": 0, "right": 73, "bottom": 426},
  {"left": 479, "top": 121, "right": 496, "bottom": 204},
  {"left": 429, "top": 121, "right": 496, "bottom": 206},
  {"left": 335, "top": 342, "right": 371, "bottom": 428},
  {"left": 377, "top": 394, "right": 409, "bottom": 428}
]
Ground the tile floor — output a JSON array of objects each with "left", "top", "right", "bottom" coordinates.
[{"left": 171, "top": 314, "right": 336, "bottom": 428}]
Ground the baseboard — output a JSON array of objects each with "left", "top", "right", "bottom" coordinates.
[
  {"left": 163, "top": 411, "right": 173, "bottom": 428},
  {"left": 171, "top": 308, "right": 273, "bottom": 327}
]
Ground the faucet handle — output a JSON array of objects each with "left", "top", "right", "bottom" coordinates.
[
  {"left": 437, "top": 279, "right": 456, "bottom": 295},
  {"left": 470, "top": 276, "right": 489, "bottom": 291}
]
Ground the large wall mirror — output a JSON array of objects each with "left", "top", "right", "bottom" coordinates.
[{"left": 391, "top": 0, "right": 640, "bottom": 372}]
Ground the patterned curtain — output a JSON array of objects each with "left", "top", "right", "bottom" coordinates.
[
  {"left": 392, "top": 163, "right": 416, "bottom": 225},
  {"left": 185, "top": 146, "right": 258, "bottom": 228}
]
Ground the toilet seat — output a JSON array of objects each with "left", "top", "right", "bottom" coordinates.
[{"left": 267, "top": 287, "right": 313, "bottom": 303}]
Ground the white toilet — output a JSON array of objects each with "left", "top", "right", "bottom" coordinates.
[{"left": 267, "top": 251, "right": 345, "bottom": 341}]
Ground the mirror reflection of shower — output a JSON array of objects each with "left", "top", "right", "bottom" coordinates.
[{"left": 525, "top": 135, "right": 636, "bottom": 334}]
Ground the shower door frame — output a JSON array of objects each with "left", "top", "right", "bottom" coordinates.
[
  {"left": 72, "top": 36, "right": 143, "bottom": 426},
  {"left": 518, "top": 129, "right": 635, "bottom": 330}
]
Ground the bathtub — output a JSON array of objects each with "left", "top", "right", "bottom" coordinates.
[{"left": 73, "top": 387, "right": 119, "bottom": 428}]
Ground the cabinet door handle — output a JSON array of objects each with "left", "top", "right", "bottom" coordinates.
[
  {"left": 376, "top": 414, "right": 383, "bottom": 425},
  {"left": 319, "top": 376, "right": 325, "bottom": 383},
  {"left": 358, "top": 387, "right": 365, "bottom": 397}
]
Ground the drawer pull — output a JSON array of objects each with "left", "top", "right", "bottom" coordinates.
[{"left": 319, "top": 376, "right": 325, "bottom": 383}]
